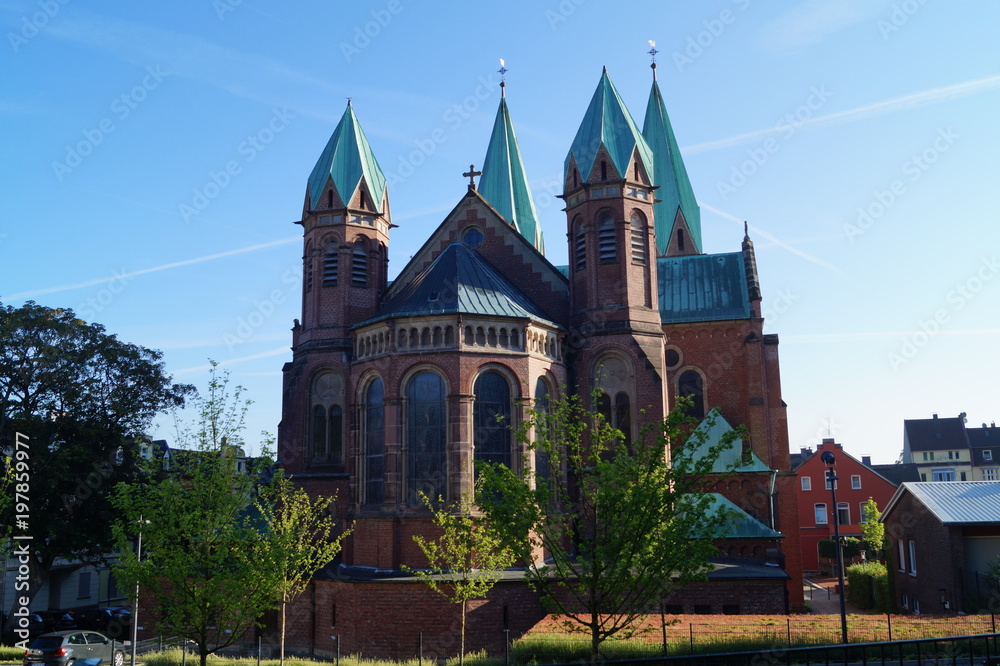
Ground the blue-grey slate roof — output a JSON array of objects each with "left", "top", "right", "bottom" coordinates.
[
  {"left": 358, "top": 242, "right": 557, "bottom": 328},
  {"left": 894, "top": 481, "right": 1000, "bottom": 524},
  {"left": 903, "top": 416, "right": 970, "bottom": 452},
  {"left": 657, "top": 252, "right": 752, "bottom": 323}
]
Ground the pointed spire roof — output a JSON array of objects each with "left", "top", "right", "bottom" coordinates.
[
  {"left": 306, "top": 102, "right": 386, "bottom": 211},
  {"left": 479, "top": 97, "right": 544, "bottom": 253},
  {"left": 643, "top": 79, "right": 702, "bottom": 255},
  {"left": 565, "top": 69, "right": 654, "bottom": 185}
]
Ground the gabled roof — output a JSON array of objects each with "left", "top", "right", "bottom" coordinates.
[
  {"left": 657, "top": 252, "right": 752, "bottom": 323},
  {"left": 360, "top": 241, "right": 558, "bottom": 327},
  {"left": 642, "top": 80, "right": 702, "bottom": 255},
  {"left": 967, "top": 425, "right": 1000, "bottom": 448},
  {"left": 306, "top": 103, "right": 386, "bottom": 211},
  {"left": 687, "top": 410, "right": 771, "bottom": 473},
  {"left": 885, "top": 481, "right": 1000, "bottom": 525},
  {"left": 870, "top": 463, "right": 920, "bottom": 486},
  {"left": 903, "top": 416, "right": 970, "bottom": 452},
  {"left": 565, "top": 69, "right": 654, "bottom": 184},
  {"left": 479, "top": 98, "right": 544, "bottom": 253}
]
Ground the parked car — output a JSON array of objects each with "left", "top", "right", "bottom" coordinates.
[
  {"left": 26, "top": 615, "right": 48, "bottom": 637},
  {"left": 102, "top": 608, "right": 131, "bottom": 623},
  {"left": 22, "top": 631, "right": 124, "bottom": 666},
  {"left": 36, "top": 613, "right": 75, "bottom": 632},
  {"left": 72, "top": 609, "right": 113, "bottom": 631}
]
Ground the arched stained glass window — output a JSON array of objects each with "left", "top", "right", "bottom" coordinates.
[
  {"left": 474, "top": 372, "right": 512, "bottom": 469},
  {"left": 364, "top": 378, "right": 385, "bottom": 505},
  {"left": 407, "top": 372, "right": 446, "bottom": 503},
  {"left": 678, "top": 369, "right": 705, "bottom": 420},
  {"left": 310, "top": 371, "right": 345, "bottom": 467}
]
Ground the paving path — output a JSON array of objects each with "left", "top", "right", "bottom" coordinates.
[{"left": 804, "top": 577, "right": 864, "bottom": 614}]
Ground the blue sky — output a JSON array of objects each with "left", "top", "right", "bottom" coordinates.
[{"left": 3, "top": 0, "right": 997, "bottom": 464}]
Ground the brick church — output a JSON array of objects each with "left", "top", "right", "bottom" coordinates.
[{"left": 276, "top": 63, "right": 804, "bottom": 659}]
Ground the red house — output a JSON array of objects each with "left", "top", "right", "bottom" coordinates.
[{"left": 793, "top": 439, "right": 898, "bottom": 572}]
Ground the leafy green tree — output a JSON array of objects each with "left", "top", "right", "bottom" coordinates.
[
  {"left": 477, "top": 393, "right": 739, "bottom": 662},
  {"left": 0, "top": 300, "right": 192, "bottom": 613},
  {"left": 406, "top": 491, "right": 515, "bottom": 666},
  {"left": 860, "top": 498, "right": 885, "bottom": 558},
  {"left": 254, "top": 477, "right": 350, "bottom": 666},
  {"left": 112, "top": 364, "right": 274, "bottom": 666}
]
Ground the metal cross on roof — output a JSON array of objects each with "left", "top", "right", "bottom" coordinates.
[{"left": 463, "top": 164, "right": 482, "bottom": 191}]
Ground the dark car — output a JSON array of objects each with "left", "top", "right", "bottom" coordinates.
[
  {"left": 72, "top": 610, "right": 114, "bottom": 632},
  {"left": 22, "top": 631, "right": 124, "bottom": 666},
  {"left": 26, "top": 615, "right": 48, "bottom": 637},
  {"left": 37, "top": 613, "right": 76, "bottom": 632}
]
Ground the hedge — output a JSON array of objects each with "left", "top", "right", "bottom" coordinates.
[{"left": 846, "top": 561, "right": 892, "bottom": 612}]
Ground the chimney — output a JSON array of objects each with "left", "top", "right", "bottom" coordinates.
[
  {"left": 933, "top": 413, "right": 938, "bottom": 419},
  {"left": 862, "top": 456, "right": 872, "bottom": 466}
]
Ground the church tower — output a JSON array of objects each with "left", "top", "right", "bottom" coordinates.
[
  {"left": 279, "top": 101, "right": 390, "bottom": 478},
  {"left": 563, "top": 68, "right": 667, "bottom": 424}
]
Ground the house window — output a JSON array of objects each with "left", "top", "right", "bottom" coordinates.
[
  {"left": 920, "top": 473, "right": 927, "bottom": 482},
  {"left": 801, "top": 476, "right": 811, "bottom": 491},
  {"left": 985, "top": 450, "right": 993, "bottom": 461},
  {"left": 851, "top": 475, "right": 861, "bottom": 490},
  {"left": 473, "top": 371, "right": 512, "bottom": 469},
  {"left": 897, "top": 539, "right": 906, "bottom": 572},
  {"left": 597, "top": 212, "right": 617, "bottom": 264},
  {"left": 984, "top": 468, "right": 998, "bottom": 481},
  {"left": 922, "top": 452, "right": 929, "bottom": 461},
  {"left": 824, "top": 472, "right": 837, "bottom": 491},
  {"left": 814, "top": 503, "right": 827, "bottom": 525},
  {"left": 901, "top": 594, "right": 909, "bottom": 610},
  {"left": 364, "top": 377, "right": 385, "bottom": 505},
  {"left": 908, "top": 540, "right": 917, "bottom": 575},
  {"left": 859, "top": 503, "right": 869, "bottom": 523},
  {"left": 406, "top": 371, "right": 447, "bottom": 503},
  {"left": 78, "top": 571, "right": 91, "bottom": 599},
  {"left": 960, "top": 471, "right": 967, "bottom": 481},
  {"left": 837, "top": 503, "right": 850, "bottom": 526},
  {"left": 913, "top": 599, "right": 920, "bottom": 614},
  {"left": 931, "top": 469, "right": 955, "bottom": 482}
]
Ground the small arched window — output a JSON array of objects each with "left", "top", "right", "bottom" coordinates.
[
  {"left": 327, "top": 190, "right": 333, "bottom": 208},
  {"left": 474, "top": 371, "right": 512, "bottom": 469},
  {"left": 678, "top": 369, "right": 705, "bottom": 420},
  {"left": 406, "top": 371, "right": 447, "bottom": 503},
  {"left": 677, "top": 228, "right": 686, "bottom": 252},
  {"left": 600, "top": 160, "right": 608, "bottom": 181},
  {"left": 630, "top": 213, "right": 647, "bottom": 265}
]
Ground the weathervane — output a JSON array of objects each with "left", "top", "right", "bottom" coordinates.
[
  {"left": 648, "top": 40, "right": 658, "bottom": 80},
  {"left": 498, "top": 58, "right": 507, "bottom": 97}
]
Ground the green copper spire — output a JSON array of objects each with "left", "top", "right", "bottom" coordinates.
[
  {"left": 643, "top": 79, "right": 702, "bottom": 255},
  {"left": 565, "top": 68, "right": 654, "bottom": 186},
  {"left": 306, "top": 102, "right": 386, "bottom": 211},
  {"left": 479, "top": 97, "right": 544, "bottom": 253}
]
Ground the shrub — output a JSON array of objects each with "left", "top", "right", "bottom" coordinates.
[
  {"left": 819, "top": 537, "right": 861, "bottom": 562},
  {"left": 846, "top": 561, "right": 891, "bottom": 612}
]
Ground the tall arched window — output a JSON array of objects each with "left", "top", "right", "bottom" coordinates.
[
  {"left": 597, "top": 212, "right": 616, "bottom": 264},
  {"left": 678, "top": 369, "right": 705, "bottom": 420},
  {"left": 614, "top": 393, "right": 631, "bottom": 446},
  {"left": 593, "top": 356, "right": 633, "bottom": 444},
  {"left": 364, "top": 377, "right": 385, "bottom": 505},
  {"left": 534, "top": 377, "right": 551, "bottom": 482},
  {"left": 407, "top": 371, "right": 446, "bottom": 503},
  {"left": 474, "top": 371, "right": 512, "bottom": 469},
  {"left": 573, "top": 217, "right": 586, "bottom": 270},
  {"left": 323, "top": 240, "right": 339, "bottom": 286},
  {"left": 630, "top": 213, "right": 647, "bottom": 265},
  {"left": 351, "top": 240, "right": 368, "bottom": 287},
  {"left": 304, "top": 241, "right": 314, "bottom": 293},
  {"left": 310, "top": 371, "right": 345, "bottom": 467}
]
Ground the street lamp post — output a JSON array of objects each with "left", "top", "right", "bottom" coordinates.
[
  {"left": 821, "top": 450, "right": 848, "bottom": 644},
  {"left": 131, "top": 520, "right": 143, "bottom": 666}
]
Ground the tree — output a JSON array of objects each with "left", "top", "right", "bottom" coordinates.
[
  {"left": 406, "top": 491, "right": 515, "bottom": 666},
  {"left": 0, "top": 301, "right": 192, "bottom": 613},
  {"left": 254, "top": 476, "right": 350, "bottom": 666},
  {"left": 477, "top": 393, "right": 740, "bottom": 661},
  {"left": 860, "top": 498, "right": 885, "bottom": 558},
  {"left": 112, "top": 364, "right": 274, "bottom": 666}
]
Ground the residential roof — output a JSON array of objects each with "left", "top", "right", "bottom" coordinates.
[
  {"left": 885, "top": 481, "right": 1000, "bottom": 525},
  {"left": 870, "top": 463, "right": 920, "bottom": 486},
  {"left": 479, "top": 97, "right": 544, "bottom": 253},
  {"left": 657, "top": 252, "right": 752, "bottom": 323},
  {"left": 360, "top": 241, "right": 558, "bottom": 328},
  {"left": 565, "top": 69, "right": 654, "bottom": 185},
  {"left": 306, "top": 102, "right": 386, "bottom": 212},
  {"left": 903, "top": 416, "right": 969, "bottom": 452},
  {"left": 642, "top": 79, "right": 702, "bottom": 255},
  {"left": 968, "top": 424, "right": 1000, "bottom": 448}
]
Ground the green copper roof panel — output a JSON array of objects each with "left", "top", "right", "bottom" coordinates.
[
  {"left": 657, "top": 252, "right": 751, "bottom": 323},
  {"left": 479, "top": 98, "right": 544, "bottom": 253},
  {"left": 359, "top": 242, "right": 558, "bottom": 327},
  {"left": 685, "top": 410, "right": 772, "bottom": 474},
  {"left": 565, "top": 69, "right": 654, "bottom": 185},
  {"left": 306, "top": 103, "right": 386, "bottom": 211},
  {"left": 704, "top": 494, "right": 784, "bottom": 540},
  {"left": 643, "top": 80, "right": 702, "bottom": 255}
]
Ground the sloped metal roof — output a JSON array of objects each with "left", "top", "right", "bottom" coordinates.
[
  {"left": 479, "top": 98, "right": 544, "bottom": 253},
  {"left": 685, "top": 493, "right": 784, "bottom": 540},
  {"left": 900, "top": 481, "right": 1000, "bottom": 525},
  {"left": 565, "top": 69, "right": 654, "bottom": 185},
  {"left": 306, "top": 103, "right": 386, "bottom": 211},
  {"left": 643, "top": 80, "right": 702, "bottom": 256},
  {"left": 657, "top": 252, "right": 752, "bottom": 323},
  {"left": 686, "top": 411, "right": 771, "bottom": 473},
  {"left": 359, "top": 242, "right": 558, "bottom": 327}
]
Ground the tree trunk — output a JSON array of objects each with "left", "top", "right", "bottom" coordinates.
[
  {"left": 460, "top": 598, "right": 466, "bottom": 666},
  {"left": 279, "top": 598, "right": 287, "bottom": 666},
  {"left": 590, "top": 616, "right": 601, "bottom": 663}
]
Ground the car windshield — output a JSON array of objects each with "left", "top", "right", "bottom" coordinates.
[{"left": 29, "top": 638, "right": 63, "bottom": 650}]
